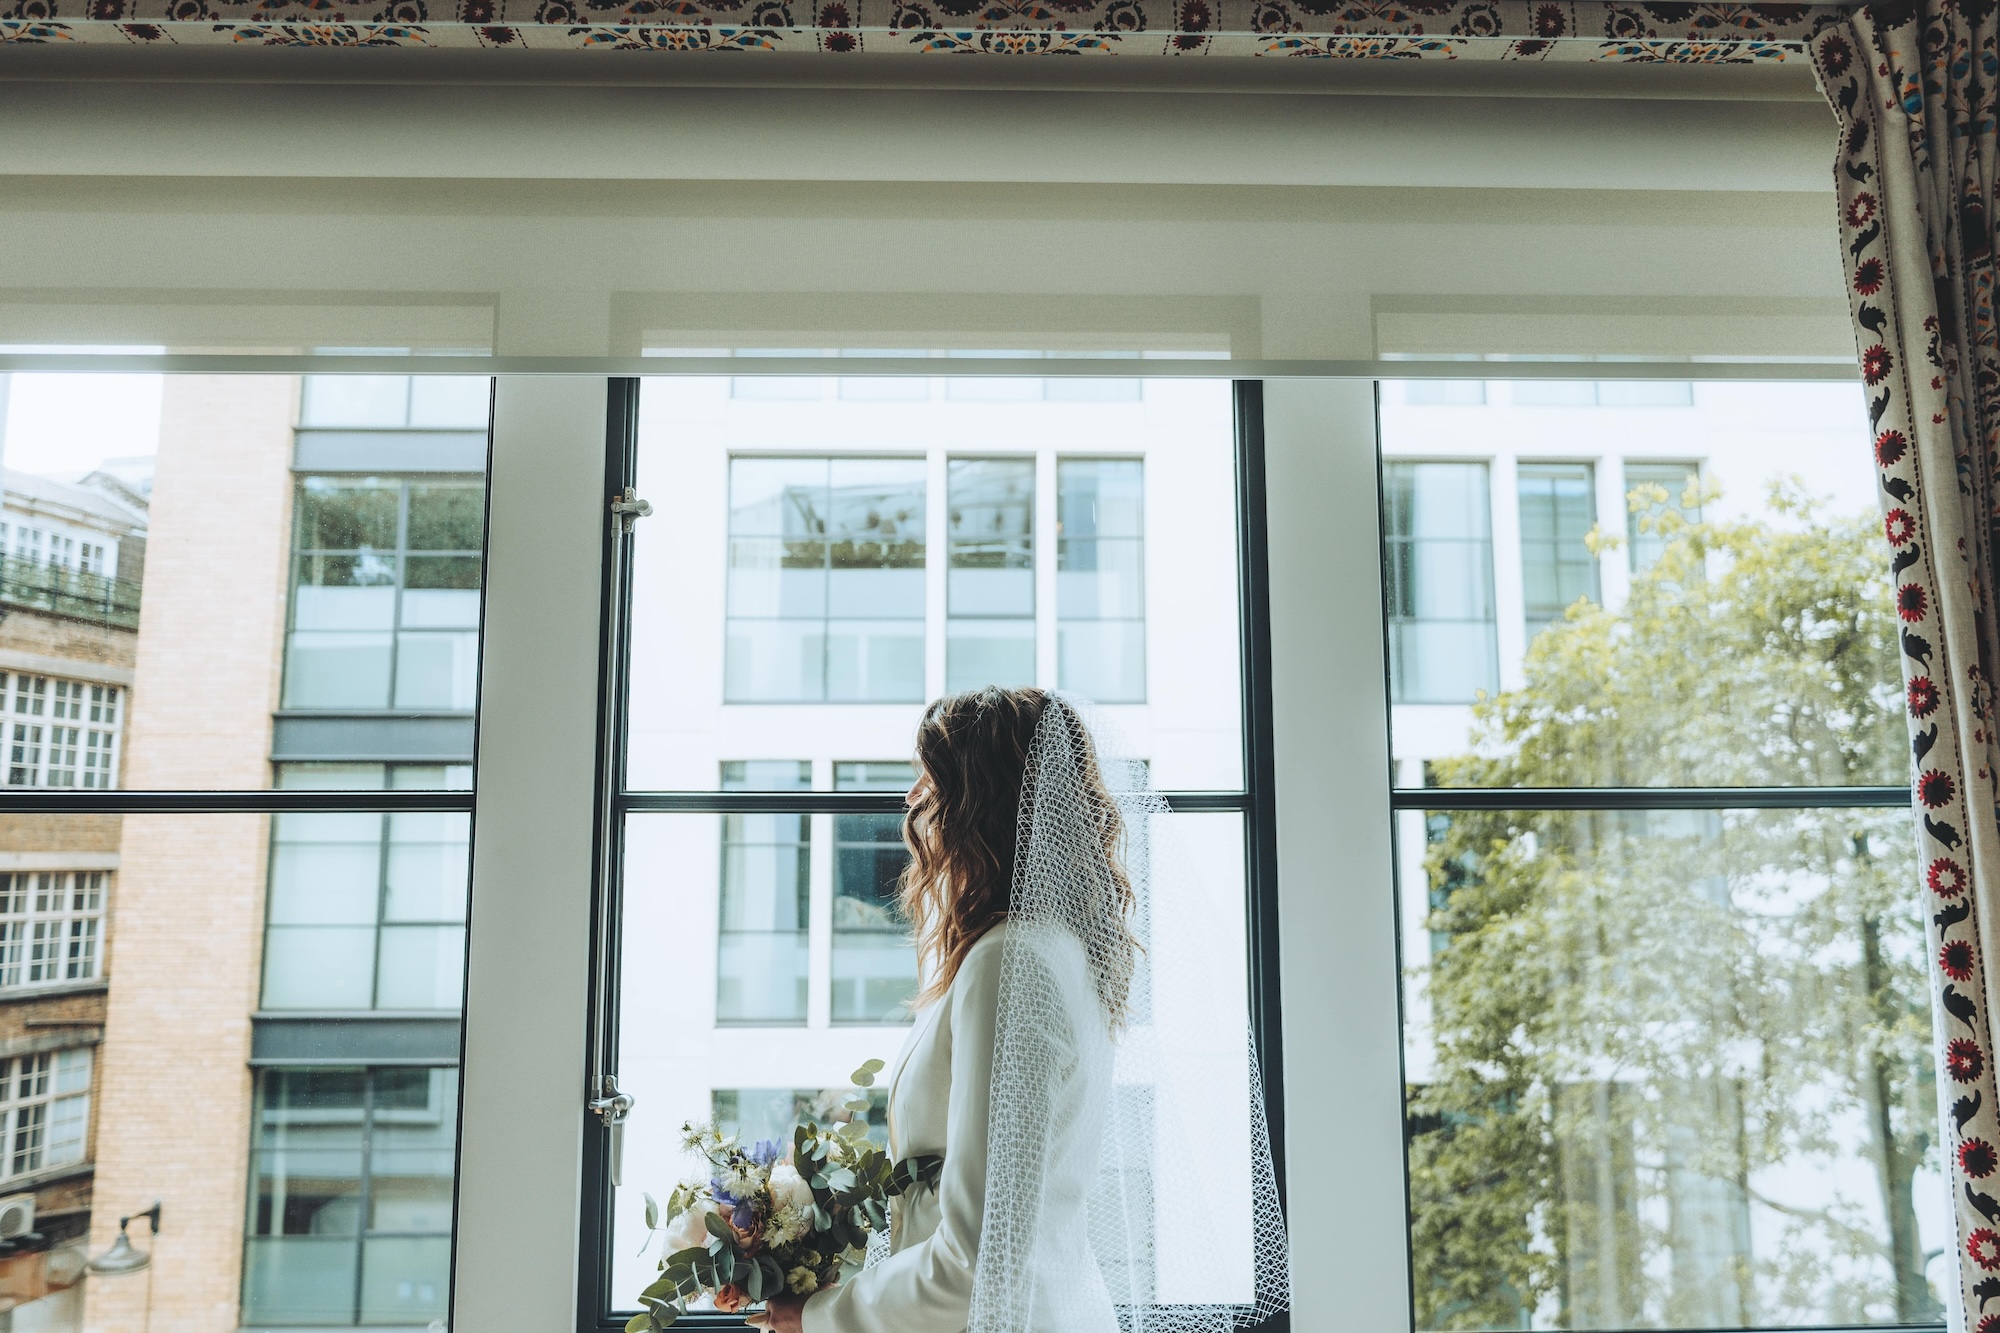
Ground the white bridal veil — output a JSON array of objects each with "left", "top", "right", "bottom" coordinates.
[{"left": 966, "top": 695, "right": 1290, "bottom": 1333}]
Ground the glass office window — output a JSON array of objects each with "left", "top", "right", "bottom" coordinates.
[
  {"left": 1517, "top": 461, "right": 1600, "bottom": 639},
  {"left": 1056, "top": 459, "right": 1145, "bottom": 703},
  {"left": 716, "top": 762, "right": 812, "bottom": 1025},
  {"left": 724, "top": 458, "right": 926, "bottom": 703},
  {"left": 831, "top": 762, "right": 917, "bottom": 1024},
  {"left": 298, "top": 374, "right": 489, "bottom": 430},
  {"left": 261, "top": 765, "right": 472, "bottom": 1013},
  {"left": 1384, "top": 462, "right": 1500, "bottom": 704},
  {"left": 284, "top": 478, "right": 485, "bottom": 712},
  {"left": 1626, "top": 461, "right": 1702, "bottom": 572},
  {"left": 243, "top": 1067, "right": 457, "bottom": 1328},
  {"left": 946, "top": 458, "right": 1035, "bottom": 693}
]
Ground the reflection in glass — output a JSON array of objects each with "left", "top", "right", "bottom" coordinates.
[
  {"left": 1400, "top": 805, "right": 1941, "bottom": 1330},
  {"left": 947, "top": 459, "right": 1034, "bottom": 692},
  {"left": 831, "top": 762, "right": 917, "bottom": 1023},
  {"left": 1057, "top": 459, "right": 1145, "bottom": 702},
  {"left": 1384, "top": 462, "right": 1500, "bottom": 704}
]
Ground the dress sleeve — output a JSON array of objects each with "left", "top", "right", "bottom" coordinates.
[{"left": 800, "top": 936, "right": 1005, "bottom": 1333}]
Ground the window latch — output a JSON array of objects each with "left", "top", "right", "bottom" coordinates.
[
  {"left": 589, "top": 1074, "right": 638, "bottom": 1186},
  {"left": 610, "top": 488, "right": 653, "bottom": 534},
  {"left": 589, "top": 1073, "right": 635, "bottom": 1127}
]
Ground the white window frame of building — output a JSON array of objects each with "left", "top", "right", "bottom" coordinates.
[
  {"left": 0, "top": 1048, "right": 92, "bottom": 1181},
  {"left": 1, "top": 672, "right": 121, "bottom": 790},
  {"left": 0, "top": 872, "right": 106, "bottom": 989}
]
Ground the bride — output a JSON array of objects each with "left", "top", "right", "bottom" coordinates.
[
  {"left": 751, "top": 686, "right": 1286, "bottom": 1333},
  {"left": 752, "top": 688, "right": 1136, "bottom": 1328}
]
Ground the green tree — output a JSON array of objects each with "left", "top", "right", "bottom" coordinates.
[{"left": 1408, "top": 484, "right": 1939, "bottom": 1330}]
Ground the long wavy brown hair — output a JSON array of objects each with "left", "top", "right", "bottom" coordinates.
[{"left": 898, "top": 686, "right": 1141, "bottom": 1023}]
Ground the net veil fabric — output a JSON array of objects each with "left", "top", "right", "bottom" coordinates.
[{"left": 964, "top": 696, "right": 1290, "bottom": 1333}]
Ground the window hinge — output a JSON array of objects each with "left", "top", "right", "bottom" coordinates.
[{"left": 610, "top": 488, "right": 653, "bottom": 534}]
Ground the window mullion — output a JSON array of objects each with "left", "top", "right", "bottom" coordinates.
[{"left": 455, "top": 377, "right": 608, "bottom": 1333}]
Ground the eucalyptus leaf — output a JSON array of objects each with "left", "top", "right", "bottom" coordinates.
[
  {"left": 850, "top": 1058, "right": 885, "bottom": 1087},
  {"left": 704, "top": 1212, "right": 733, "bottom": 1241},
  {"left": 626, "top": 1314, "right": 656, "bottom": 1333}
]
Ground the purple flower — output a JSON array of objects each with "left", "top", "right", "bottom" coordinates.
[
  {"left": 711, "top": 1182, "right": 757, "bottom": 1230},
  {"left": 749, "top": 1138, "right": 784, "bottom": 1167}
]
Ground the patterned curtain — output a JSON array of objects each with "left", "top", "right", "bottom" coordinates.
[{"left": 1813, "top": 5, "right": 2000, "bottom": 1327}]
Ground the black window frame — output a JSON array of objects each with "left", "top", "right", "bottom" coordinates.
[{"left": 577, "top": 377, "right": 1288, "bottom": 1333}]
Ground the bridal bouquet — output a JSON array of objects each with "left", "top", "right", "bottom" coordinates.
[{"left": 628, "top": 1062, "right": 899, "bottom": 1333}]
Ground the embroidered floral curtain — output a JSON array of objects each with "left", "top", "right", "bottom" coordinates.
[{"left": 1813, "top": 3, "right": 2000, "bottom": 1325}]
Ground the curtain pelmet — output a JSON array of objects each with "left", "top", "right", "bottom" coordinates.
[{"left": 1816, "top": 3, "right": 2000, "bottom": 1326}]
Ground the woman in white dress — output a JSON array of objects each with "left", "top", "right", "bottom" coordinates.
[{"left": 751, "top": 686, "right": 1139, "bottom": 1333}]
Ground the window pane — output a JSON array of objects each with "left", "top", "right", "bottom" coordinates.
[
  {"left": 1382, "top": 381, "right": 1892, "bottom": 785},
  {"left": 1517, "top": 461, "right": 1599, "bottom": 635},
  {"left": 629, "top": 377, "right": 1241, "bottom": 790},
  {"left": 946, "top": 620, "right": 1036, "bottom": 693},
  {"left": 299, "top": 376, "right": 409, "bottom": 428},
  {"left": 612, "top": 811, "right": 1253, "bottom": 1309},
  {"left": 1398, "top": 804, "right": 1943, "bottom": 1330},
  {"left": 0, "top": 371, "right": 480, "bottom": 1330}
]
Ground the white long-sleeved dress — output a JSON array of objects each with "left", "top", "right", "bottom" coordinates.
[{"left": 800, "top": 921, "right": 1115, "bottom": 1333}]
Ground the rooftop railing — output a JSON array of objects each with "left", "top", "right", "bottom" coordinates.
[{"left": 0, "top": 557, "right": 141, "bottom": 631}]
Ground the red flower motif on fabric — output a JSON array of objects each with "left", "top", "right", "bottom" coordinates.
[
  {"left": 1931, "top": 857, "right": 1969, "bottom": 897},
  {"left": 1965, "top": 1139, "right": 2000, "bottom": 1178},
  {"left": 1910, "top": 675, "right": 1940, "bottom": 718},
  {"left": 1885, "top": 508, "right": 1916, "bottom": 545},
  {"left": 1970, "top": 1228, "right": 2000, "bottom": 1271},
  {"left": 1531, "top": 2, "right": 1563, "bottom": 35},
  {"left": 1919, "top": 769, "right": 1956, "bottom": 808},
  {"left": 1977, "top": 1313, "right": 2000, "bottom": 1333},
  {"left": 1863, "top": 344, "right": 1894, "bottom": 385},
  {"left": 1847, "top": 192, "right": 1879, "bottom": 228},
  {"left": 1898, "top": 583, "right": 1929, "bottom": 621},
  {"left": 1951, "top": 1037, "right": 1986, "bottom": 1082},
  {"left": 1820, "top": 31, "right": 1852, "bottom": 76},
  {"left": 1854, "top": 257, "right": 1885, "bottom": 295},
  {"left": 1943, "top": 939, "right": 1977, "bottom": 981},
  {"left": 1876, "top": 429, "right": 1908, "bottom": 466}
]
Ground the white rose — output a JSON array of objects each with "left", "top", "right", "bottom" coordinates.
[
  {"left": 769, "top": 1163, "right": 814, "bottom": 1215},
  {"left": 663, "top": 1200, "right": 715, "bottom": 1253}
]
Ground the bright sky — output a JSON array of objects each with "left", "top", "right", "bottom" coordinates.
[{"left": 0, "top": 373, "right": 163, "bottom": 479}]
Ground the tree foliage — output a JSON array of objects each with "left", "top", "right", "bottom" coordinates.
[{"left": 1409, "top": 485, "right": 1939, "bottom": 1329}]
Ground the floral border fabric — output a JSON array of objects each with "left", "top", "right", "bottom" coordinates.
[
  {"left": 0, "top": 0, "right": 1847, "bottom": 55},
  {"left": 1815, "top": 4, "right": 2000, "bottom": 1328}
]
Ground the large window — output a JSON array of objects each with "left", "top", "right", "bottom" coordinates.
[
  {"left": 0, "top": 1049, "right": 91, "bottom": 1183},
  {"left": 0, "top": 872, "right": 104, "bottom": 988},
  {"left": 602, "top": 376, "right": 1257, "bottom": 1323},
  {"left": 830, "top": 761, "right": 917, "bottom": 1024},
  {"left": 261, "top": 764, "right": 472, "bottom": 1013},
  {"left": 1384, "top": 462, "right": 1499, "bottom": 704},
  {"left": 284, "top": 477, "right": 485, "bottom": 712},
  {"left": 723, "top": 457, "right": 927, "bottom": 704},
  {"left": 1385, "top": 380, "right": 1940, "bottom": 1330},
  {"left": 946, "top": 458, "right": 1035, "bottom": 694},
  {"left": 715, "top": 762, "right": 812, "bottom": 1025},
  {"left": 243, "top": 1067, "right": 457, "bottom": 1328},
  {"left": 1056, "top": 458, "right": 1146, "bottom": 703},
  {"left": 1516, "top": 460, "right": 1600, "bottom": 638},
  {"left": 2, "top": 674, "right": 121, "bottom": 790}
]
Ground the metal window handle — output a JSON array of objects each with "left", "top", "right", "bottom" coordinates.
[
  {"left": 590, "top": 1075, "right": 637, "bottom": 1187},
  {"left": 611, "top": 488, "right": 653, "bottom": 534}
]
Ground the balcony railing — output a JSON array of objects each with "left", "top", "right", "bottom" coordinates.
[{"left": 0, "top": 558, "right": 141, "bottom": 631}]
